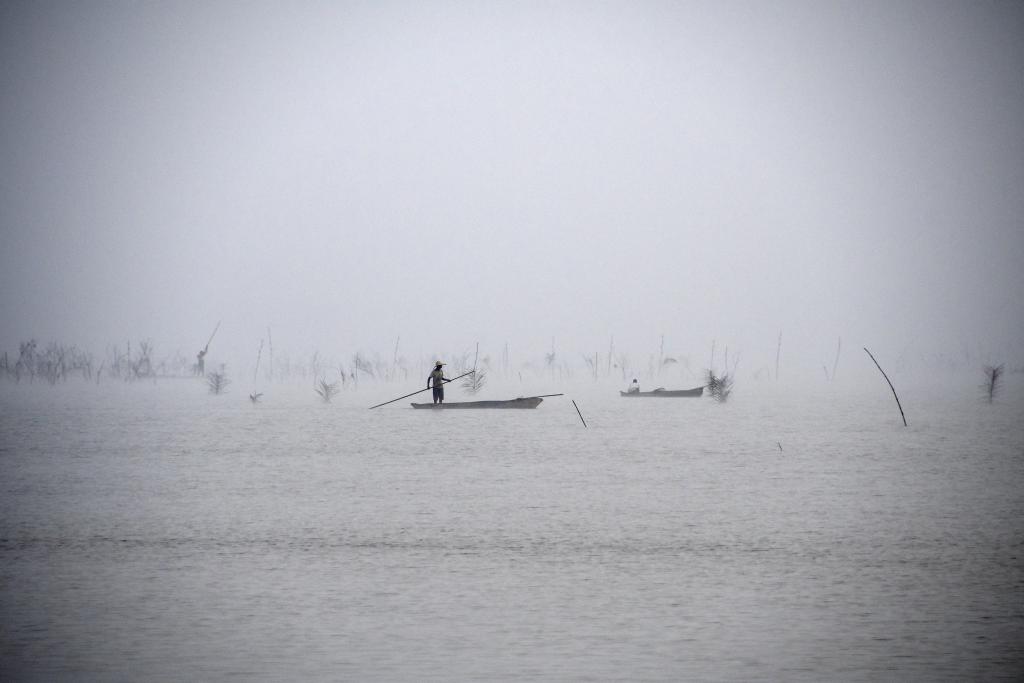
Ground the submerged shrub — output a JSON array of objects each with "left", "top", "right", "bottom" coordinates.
[
  {"left": 314, "top": 378, "right": 339, "bottom": 403},
  {"left": 207, "top": 371, "right": 230, "bottom": 395},
  {"left": 705, "top": 369, "right": 733, "bottom": 403}
]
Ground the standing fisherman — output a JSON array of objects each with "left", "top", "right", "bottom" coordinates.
[{"left": 427, "top": 361, "right": 450, "bottom": 404}]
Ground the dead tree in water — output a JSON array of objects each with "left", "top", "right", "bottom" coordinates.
[
  {"left": 982, "top": 364, "right": 1004, "bottom": 403},
  {"left": 864, "top": 348, "right": 907, "bottom": 426},
  {"left": 131, "top": 341, "right": 153, "bottom": 379},
  {"left": 462, "top": 342, "right": 486, "bottom": 394}
]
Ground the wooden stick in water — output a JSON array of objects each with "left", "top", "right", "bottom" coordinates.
[
  {"left": 864, "top": 347, "right": 907, "bottom": 426},
  {"left": 572, "top": 400, "right": 588, "bottom": 428}
]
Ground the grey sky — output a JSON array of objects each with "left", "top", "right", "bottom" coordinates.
[{"left": 2, "top": 1, "right": 1022, "bottom": 373}]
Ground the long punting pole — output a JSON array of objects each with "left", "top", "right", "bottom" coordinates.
[
  {"left": 368, "top": 371, "right": 475, "bottom": 409},
  {"left": 863, "top": 347, "right": 907, "bottom": 427},
  {"left": 205, "top": 321, "right": 221, "bottom": 351}
]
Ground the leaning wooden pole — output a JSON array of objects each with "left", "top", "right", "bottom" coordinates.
[
  {"left": 831, "top": 336, "right": 841, "bottom": 382},
  {"left": 775, "top": 331, "right": 782, "bottom": 381},
  {"left": 253, "top": 338, "right": 264, "bottom": 383},
  {"left": 572, "top": 400, "right": 588, "bottom": 428},
  {"left": 864, "top": 347, "right": 907, "bottom": 426}
]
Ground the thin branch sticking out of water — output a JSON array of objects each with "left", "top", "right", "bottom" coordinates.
[
  {"left": 864, "top": 347, "right": 907, "bottom": 426},
  {"left": 982, "top": 364, "right": 1004, "bottom": 403}
]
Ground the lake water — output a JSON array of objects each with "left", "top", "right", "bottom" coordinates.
[{"left": 2, "top": 375, "right": 1022, "bottom": 680}]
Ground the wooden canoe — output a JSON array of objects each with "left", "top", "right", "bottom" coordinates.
[
  {"left": 411, "top": 397, "right": 544, "bottom": 409},
  {"left": 619, "top": 387, "right": 704, "bottom": 397}
]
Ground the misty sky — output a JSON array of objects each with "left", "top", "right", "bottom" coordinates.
[{"left": 2, "top": 1, "right": 1022, "bottom": 372}]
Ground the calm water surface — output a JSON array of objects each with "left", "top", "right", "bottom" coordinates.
[{"left": 2, "top": 378, "right": 1022, "bottom": 680}]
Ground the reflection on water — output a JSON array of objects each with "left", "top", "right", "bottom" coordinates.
[{"left": 2, "top": 380, "right": 1023, "bottom": 680}]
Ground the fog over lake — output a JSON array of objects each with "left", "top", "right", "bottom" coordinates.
[
  {"left": 1, "top": 0, "right": 1023, "bottom": 680},
  {"left": 1, "top": 0, "right": 1022, "bottom": 369}
]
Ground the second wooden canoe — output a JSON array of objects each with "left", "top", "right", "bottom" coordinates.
[{"left": 619, "top": 387, "right": 704, "bottom": 397}]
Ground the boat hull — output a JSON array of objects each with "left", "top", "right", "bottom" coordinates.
[
  {"left": 411, "top": 397, "right": 544, "bottom": 409},
  {"left": 620, "top": 387, "right": 704, "bottom": 397}
]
